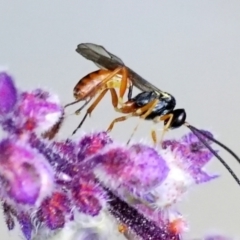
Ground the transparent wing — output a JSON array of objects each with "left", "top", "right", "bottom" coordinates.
[
  {"left": 76, "top": 43, "right": 162, "bottom": 92},
  {"left": 76, "top": 43, "right": 124, "bottom": 70}
]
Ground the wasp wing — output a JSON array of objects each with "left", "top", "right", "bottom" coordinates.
[
  {"left": 76, "top": 43, "right": 124, "bottom": 70},
  {"left": 76, "top": 43, "right": 162, "bottom": 92}
]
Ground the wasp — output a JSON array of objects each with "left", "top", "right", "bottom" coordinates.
[
  {"left": 66, "top": 42, "right": 240, "bottom": 186},
  {"left": 66, "top": 43, "right": 180, "bottom": 140}
]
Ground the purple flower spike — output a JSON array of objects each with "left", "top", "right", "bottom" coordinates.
[
  {"left": 16, "top": 89, "right": 64, "bottom": 134},
  {"left": 0, "top": 139, "right": 54, "bottom": 206},
  {"left": 0, "top": 70, "right": 228, "bottom": 240},
  {"left": 0, "top": 73, "right": 17, "bottom": 115},
  {"left": 106, "top": 189, "right": 180, "bottom": 240},
  {"left": 94, "top": 143, "right": 169, "bottom": 192},
  {"left": 134, "top": 203, "right": 188, "bottom": 235}
]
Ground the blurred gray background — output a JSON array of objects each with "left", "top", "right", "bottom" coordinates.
[{"left": 1, "top": 1, "right": 240, "bottom": 239}]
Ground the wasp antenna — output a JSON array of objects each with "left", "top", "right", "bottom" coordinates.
[{"left": 186, "top": 125, "right": 240, "bottom": 186}]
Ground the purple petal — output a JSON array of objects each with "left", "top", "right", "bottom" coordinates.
[
  {"left": 94, "top": 143, "right": 169, "bottom": 192},
  {"left": 17, "top": 212, "right": 32, "bottom": 240},
  {"left": 182, "top": 130, "right": 213, "bottom": 145},
  {"left": 37, "top": 192, "right": 71, "bottom": 230},
  {"left": 0, "top": 73, "right": 17, "bottom": 115},
  {"left": 15, "top": 90, "right": 64, "bottom": 133},
  {"left": 188, "top": 166, "right": 219, "bottom": 184},
  {"left": 2, "top": 202, "right": 16, "bottom": 231},
  {"left": 71, "top": 177, "right": 105, "bottom": 216},
  {"left": 77, "top": 131, "right": 112, "bottom": 161},
  {"left": 0, "top": 139, "right": 54, "bottom": 205}
]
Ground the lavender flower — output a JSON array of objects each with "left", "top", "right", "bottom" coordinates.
[
  {"left": 0, "top": 71, "right": 234, "bottom": 240},
  {"left": 0, "top": 138, "right": 54, "bottom": 206},
  {"left": 0, "top": 73, "right": 17, "bottom": 115}
]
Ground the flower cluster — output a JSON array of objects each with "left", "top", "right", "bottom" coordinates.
[{"left": 0, "top": 72, "right": 233, "bottom": 240}]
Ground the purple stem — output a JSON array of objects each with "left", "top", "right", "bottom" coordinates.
[{"left": 106, "top": 188, "right": 180, "bottom": 240}]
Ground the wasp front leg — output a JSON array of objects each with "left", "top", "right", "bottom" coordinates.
[
  {"left": 152, "top": 113, "right": 174, "bottom": 146},
  {"left": 118, "top": 67, "right": 130, "bottom": 104},
  {"left": 107, "top": 99, "right": 160, "bottom": 144},
  {"left": 126, "top": 99, "right": 160, "bottom": 144}
]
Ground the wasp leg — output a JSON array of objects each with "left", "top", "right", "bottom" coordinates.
[
  {"left": 74, "top": 78, "right": 131, "bottom": 115},
  {"left": 72, "top": 88, "right": 119, "bottom": 135},
  {"left": 126, "top": 99, "right": 159, "bottom": 144},
  {"left": 154, "top": 113, "right": 174, "bottom": 146},
  {"left": 107, "top": 113, "right": 136, "bottom": 132},
  {"left": 151, "top": 128, "right": 157, "bottom": 144},
  {"left": 75, "top": 84, "right": 121, "bottom": 115},
  {"left": 107, "top": 99, "right": 159, "bottom": 143},
  {"left": 118, "top": 67, "right": 129, "bottom": 104},
  {"left": 66, "top": 67, "right": 131, "bottom": 114},
  {"left": 76, "top": 67, "right": 123, "bottom": 108},
  {"left": 138, "top": 100, "right": 159, "bottom": 118},
  {"left": 64, "top": 98, "right": 83, "bottom": 108},
  {"left": 93, "top": 66, "right": 130, "bottom": 106},
  {"left": 74, "top": 98, "right": 92, "bottom": 115},
  {"left": 89, "top": 67, "right": 123, "bottom": 97}
]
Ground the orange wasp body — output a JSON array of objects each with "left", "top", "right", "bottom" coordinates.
[
  {"left": 65, "top": 66, "right": 133, "bottom": 134},
  {"left": 73, "top": 69, "right": 127, "bottom": 100}
]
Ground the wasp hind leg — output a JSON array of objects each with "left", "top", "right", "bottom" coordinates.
[
  {"left": 118, "top": 66, "right": 130, "bottom": 104},
  {"left": 72, "top": 88, "right": 119, "bottom": 135},
  {"left": 95, "top": 66, "right": 130, "bottom": 106}
]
